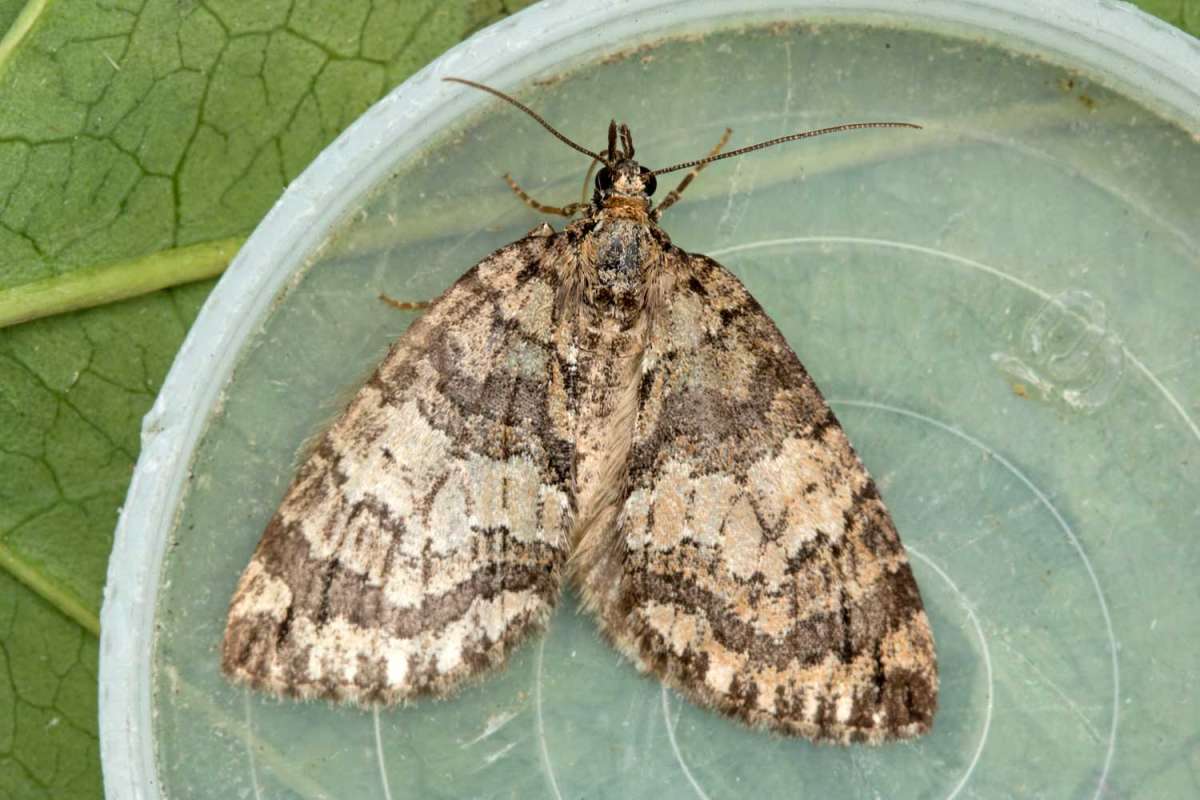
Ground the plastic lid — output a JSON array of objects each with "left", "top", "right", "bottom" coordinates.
[{"left": 101, "top": 1, "right": 1200, "bottom": 798}]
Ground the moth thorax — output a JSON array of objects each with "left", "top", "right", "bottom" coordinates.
[{"left": 596, "top": 218, "right": 644, "bottom": 274}]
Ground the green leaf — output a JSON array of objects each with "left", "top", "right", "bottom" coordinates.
[
  {"left": 0, "top": 284, "right": 210, "bottom": 636},
  {"left": 0, "top": 1, "right": 23, "bottom": 39},
  {"left": 0, "top": 571, "right": 100, "bottom": 799},
  {"left": 1133, "top": 0, "right": 1200, "bottom": 32},
  {"left": 0, "top": 0, "right": 525, "bottom": 318}
]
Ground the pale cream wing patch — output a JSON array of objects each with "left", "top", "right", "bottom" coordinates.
[
  {"left": 222, "top": 233, "right": 576, "bottom": 705},
  {"left": 580, "top": 252, "right": 938, "bottom": 744}
]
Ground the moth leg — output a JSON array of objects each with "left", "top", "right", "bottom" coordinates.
[
  {"left": 651, "top": 128, "right": 733, "bottom": 221},
  {"left": 378, "top": 293, "right": 431, "bottom": 312},
  {"left": 579, "top": 157, "right": 602, "bottom": 206},
  {"left": 504, "top": 174, "right": 587, "bottom": 217}
]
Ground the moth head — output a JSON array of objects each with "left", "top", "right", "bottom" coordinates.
[
  {"left": 594, "top": 121, "right": 657, "bottom": 204},
  {"left": 594, "top": 161, "right": 657, "bottom": 202}
]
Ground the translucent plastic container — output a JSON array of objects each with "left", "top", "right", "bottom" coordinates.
[{"left": 100, "top": 1, "right": 1200, "bottom": 798}]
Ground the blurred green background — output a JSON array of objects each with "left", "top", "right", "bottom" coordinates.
[{"left": 0, "top": 1, "right": 1194, "bottom": 798}]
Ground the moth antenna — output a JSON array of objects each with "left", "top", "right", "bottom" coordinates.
[
  {"left": 652, "top": 121, "right": 922, "bottom": 176},
  {"left": 606, "top": 120, "right": 618, "bottom": 161},
  {"left": 580, "top": 157, "right": 601, "bottom": 204},
  {"left": 444, "top": 77, "right": 608, "bottom": 164}
]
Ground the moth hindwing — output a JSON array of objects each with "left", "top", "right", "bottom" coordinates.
[{"left": 222, "top": 79, "right": 935, "bottom": 745}]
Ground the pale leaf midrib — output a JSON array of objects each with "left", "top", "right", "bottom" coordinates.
[
  {"left": 0, "top": 237, "right": 244, "bottom": 329},
  {"left": 0, "top": 539, "right": 100, "bottom": 636},
  {"left": 0, "top": 0, "right": 50, "bottom": 81}
]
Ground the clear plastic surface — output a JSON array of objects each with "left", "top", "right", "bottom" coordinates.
[{"left": 102, "top": 4, "right": 1200, "bottom": 799}]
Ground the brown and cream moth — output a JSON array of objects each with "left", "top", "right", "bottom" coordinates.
[{"left": 221, "top": 78, "right": 937, "bottom": 745}]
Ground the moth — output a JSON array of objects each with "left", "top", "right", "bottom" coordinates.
[{"left": 222, "top": 77, "right": 938, "bottom": 745}]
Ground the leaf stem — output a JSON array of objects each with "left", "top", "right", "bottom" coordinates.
[
  {"left": 0, "top": 238, "right": 244, "bottom": 329},
  {"left": 0, "top": 541, "right": 100, "bottom": 636},
  {"left": 0, "top": 0, "right": 51, "bottom": 81}
]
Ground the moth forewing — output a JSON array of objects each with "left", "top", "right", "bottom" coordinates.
[{"left": 222, "top": 237, "right": 574, "bottom": 704}]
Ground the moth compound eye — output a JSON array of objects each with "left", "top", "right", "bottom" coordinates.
[
  {"left": 640, "top": 168, "right": 657, "bottom": 196},
  {"left": 595, "top": 167, "right": 613, "bottom": 192}
]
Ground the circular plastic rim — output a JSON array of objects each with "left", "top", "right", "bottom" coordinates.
[{"left": 98, "top": 1, "right": 1199, "bottom": 797}]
